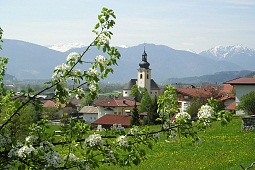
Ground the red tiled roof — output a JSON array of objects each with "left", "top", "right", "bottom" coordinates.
[
  {"left": 91, "top": 114, "right": 131, "bottom": 127},
  {"left": 224, "top": 78, "right": 255, "bottom": 85},
  {"left": 177, "top": 88, "right": 211, "bottom": 98},
  {"left": 218, "top": 93, "right": 235, "bottom": 101},
  {"left": 94, "top": 98, "right": 140, "bottom": 107},
  {"left": 43, "top": 100, "right": 66, "bottom": 108},
  {"left": 223, "top": 84, "right": 234, "bottom": 93},
  {"left": 225, "top": 101, "right": 236, "bottom": 111}
]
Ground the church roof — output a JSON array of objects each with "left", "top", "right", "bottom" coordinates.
[
  {"left": 123, "top": 79, "right": 160, "bottom": 90},
  {"left": 94, "top": 97, "right": 139, "bottom": 107},
  {"left": 151, "top": 79, "right": 160, "bottom": 90},
  {"left": 123, "top": 79, "right": 136, "bottom": 90}
]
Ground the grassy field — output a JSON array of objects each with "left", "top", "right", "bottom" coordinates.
[
  {"left": 97, "top": 117, "right": 255, "bottom": 170},
  {"left": 48, "top": 117, "right": 255, "bottom": 169}
]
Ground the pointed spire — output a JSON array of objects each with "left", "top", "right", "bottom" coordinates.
[
  {"left": 139, "top": 44, "right": 150, "bottom": 69},
  {"left": 142, "top": 44, "right": 147, "bottom": 61}
]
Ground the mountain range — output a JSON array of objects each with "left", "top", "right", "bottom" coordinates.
[{"left": 0, "top": 39, "right": 254, "bottom": 84}]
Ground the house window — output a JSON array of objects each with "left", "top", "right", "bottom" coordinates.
[
  {"left": 114, "top": 112, "right": 117, "bottom": 114},
  {"left": 94, "top": 117, "right": 96, "bottom": 120},
  {"left": 147, "top": 74, "right": 149, "bottom": 79},
  {"left": 90, "top": 117, "right": 92, "bottom": 120},
  {"left": 155, "top": 92, "right": 157, "bottom": 95},
  {"left": 184, "top": 96, "right": 189, "bottom": 100},
  {"left": 140, "top": 74, "right": 142, "bottom": 79},
  {"left": 125, "top": 91, "right": 127, "bottom": 94}
]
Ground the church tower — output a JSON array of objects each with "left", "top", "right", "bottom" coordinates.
[
  {"left": 123, "top": 47, "right": 160, "bottom": 97},
  {"left": 137, "top": 49, "right": 151, "bottom": 94}
]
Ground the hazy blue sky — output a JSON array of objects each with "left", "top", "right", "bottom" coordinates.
[{"left": 1, "top": 0, "right": 255, "bottom": 52}]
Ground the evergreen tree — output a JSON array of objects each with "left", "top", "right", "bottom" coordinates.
[{"left": 130, "top": 99, "right": 140, "bottom": 126}]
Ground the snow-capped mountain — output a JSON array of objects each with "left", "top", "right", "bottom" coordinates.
[
  {"left": 48, "top": 43, "right": 85, "bottom": 52},
  {"left": 200, "top": 45, "right": 255, "bottom": 71},
  {"left": 200, "top": 45, "right": 255, "bottom": 60},
  {"left": 186, "top": 49, "right": 197, "bottom": 54}
]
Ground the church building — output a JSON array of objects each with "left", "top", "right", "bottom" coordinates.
[{"left": 123, "top": 49, "right": 160, "bottom": 97}]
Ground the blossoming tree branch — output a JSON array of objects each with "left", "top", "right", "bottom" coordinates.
[{"left": 0, "top": 8, "right": 233, "bottom": 170}]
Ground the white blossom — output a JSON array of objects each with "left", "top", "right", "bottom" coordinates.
[
  {"left": 17, "top": 145, "right": 36, "bottom": 158},
  {"left": 54, "top": 63, "right": 70, "bottom": 72},
  {"left": 32, "top": 126, "right": 42, "bottom": 131},
  {"left": 128, "top": 127, "right": 140, "bottom": 135},
  {"left": 45, "top": 151, "right": 63, "bottom": 168},
  {"left": 102, "top": 149, "right": 116, "bottom": 163},
  {"left": 64, "top": 153, "right": 79, "bottom": 162},
  {"left": 78, "top": 164, "right": 91, "bottom": 170},
  {"left": 117, "top": 135, "right": 128, "bottom": 147},
  {"left": 67, "top": 52, "right": 80, "bottom": 62},
  {"left": 51, "top": 72, "right": 59, "bottom": 81},
  {"left": 198, "top": 105, "right": 214, "bottom": 119},
  {"left": 163, "top": 119, "right": 172, "bottom": 129},
  {"left": 89, "top": 83, "right": 97, "bottom": 93},
  {"left": 175, "top": 112, "right": 191, "bottom": 122},
  {"left": 111, "top": 124, "right": 125, "bottom": 132},
  {"left": 25, "top": 135, "right": 38, "bottom": 143},
  {"left": 39, "top": 141, "right": 54, "bottom": 152},
  {"left": 70, "top": 69, "right": 81, "bottom": 77},
  {"left": 8, "top": 148, "right": 19, "bottom": 158},
  {"left": 169, "top": 130, "right": 178, "bottom": 141},
  {"left": 88, "top": 68, "right": 99, "bottom": 76},
  {"left": 84, "top": 134, "right": 103, "bottom": 147},
  {"left": 0, "top": 134, "right": 12, "bottom": 148},
  {"left": 95, "top": 55, "right": 106, "bottom": 65},
  {"left": 98, "top": 34, "right": 109, "bottom": 45},
  {"left": 76, "top": 88, "right": 85, "bottom": 99},
  {"left": 153, "top": 132, "right": 160, "bottom": 140}
]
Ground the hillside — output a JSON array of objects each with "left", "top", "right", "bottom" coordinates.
[
  {"left": 164, "top": 70, "right": 253, "bottom": 84},
  {"left": 1, "top": 39, "right": 254, "bottom": 83}
]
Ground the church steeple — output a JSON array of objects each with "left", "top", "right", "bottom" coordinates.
[{"left": 139, "top": 47, "right": 150, "bottom": 69}]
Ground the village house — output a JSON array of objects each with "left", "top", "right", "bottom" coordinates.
[
  {"left": 176, "top": 86, "right": 212, "bottom": 112},
  {"left": 42, "top": 97, "right": 82, "bottom": 119},
  {"left": 224, "top": 77, "right": 255, "bottom": 115},
  {"left": 42, "top": 100, "right": 69, "bottom": 119},
  {"left": 78, "top": 106, "right": 98, "bottom": 124},
  {"left": 92, "top": 114, "right": 132, "bottom": 129},
  {"left": 176, "top": 83, "right": 235, "bottom": 112},
  {"left": 94, "top": 97, "right": 140, "bottom": 118}
]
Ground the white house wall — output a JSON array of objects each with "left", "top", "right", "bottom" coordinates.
[
  {"left": 150, "top": 89, "right": 159, "bottom": 97},
  {"left": 82, "top": 114, "right": 97, "bottom": 124},
  {"left": 236, "top": 85, "right": 255, "bottom": 115},
  {"left": 123, "top": 90, "right": 131, "bottom": 97},
  {"left": 97, "top": 106, "right": 135, "bottom": 118}
]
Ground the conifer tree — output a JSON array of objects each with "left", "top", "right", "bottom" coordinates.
[{"left": 130, "top": 97, "right": 140, "bottom": 126}]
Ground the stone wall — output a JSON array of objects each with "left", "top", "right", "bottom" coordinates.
[{"left": 242, "top": 116, "right": 255, "bottom": 131}]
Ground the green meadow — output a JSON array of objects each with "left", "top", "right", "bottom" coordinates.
[
  {"left": 48, "top": 117, "right": 255, "bottom": 170},
  {"left": 97, "top": 117, "right": 255, "bottom": 170}
]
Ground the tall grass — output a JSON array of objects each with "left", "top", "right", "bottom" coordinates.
[{"left": 98, "top": 117, "right": 255, "bottom": 170}]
